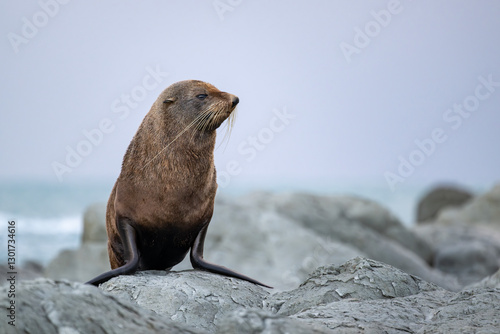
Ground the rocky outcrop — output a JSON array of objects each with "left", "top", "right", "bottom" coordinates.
[
  {"left": 416, "top": 288, "right": 500, "bottom": 333},
  {"left": 267, "top": 258, "right": 440, "bottom": 316},
  {"left": 45, "top": 185, "right": 500, "bottom": 293},
  {"left": 414, "top": 184, "right": 500, "bottom": 286},
  {"left": 241, "top": 192, "right": 433, "bottom": 262},
  {"left": 434, "top": 183, "right": 500, "bottom": 228},
  {"left": 0, "top": 278, "right": 201, "bottom": 334},
  {"left": 43, "top": 242, "right": 109, "bottom": 282},
  {"left": 81, "top": 202, "right": 107, "bottom": 243},
  {"left": 101, "top": 257, "right": 500, "bottom": 333},
  {"left": 416, "top": 185, "right": 473, "bottom": 223},
  {"left": 0, "top": 260, "right": 43, "bottom": 283},
  {"left": 469, "top": 267, "right": 500, "bottom": 289},
  {"left": 205, "top": 193, "right": 456, "bottom": 290},
  {"left": 5, "top": 258, "right": 499, "bottom": 334},
  {"left": 199, "top": 198, "right": 365, "bottom": 291},
  {"left": 102, "top": 270, "right": 269, "bottom": 333},
  {"left": 44, "top": 202, "right": 109, "bottom": 282},
  {"left": 97, "top": 257, "right": 497, "bottom": 333}
]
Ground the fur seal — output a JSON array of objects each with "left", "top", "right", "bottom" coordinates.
[{"left": 86, "top": 80, "right": 271, "bottom": 288}]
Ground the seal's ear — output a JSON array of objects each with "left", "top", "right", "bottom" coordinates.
[{"left": 163, "top": 97, "right": 176, "bottom": 104}]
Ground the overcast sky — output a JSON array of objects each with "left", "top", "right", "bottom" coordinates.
[{"left": 1, "top": 1, "right": 499, "bottom": 193}]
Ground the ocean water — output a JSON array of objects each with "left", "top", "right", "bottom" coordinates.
[
  {"left": 0, "top": 180, "right": 113, "bottom": 266},
  {"left": 0, "top": 179, "right": 483, "bottom": 267}
]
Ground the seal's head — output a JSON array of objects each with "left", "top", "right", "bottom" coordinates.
[
  {"left": 158, "top": 80, "right": 239, "bottom": 132},
  {"left": 126, "top": 80, "right": 239, "bottom": 176}
]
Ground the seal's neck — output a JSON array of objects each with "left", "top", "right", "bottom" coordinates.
[{"left": 121, "top": 109, "right": 218, "bottom": 184}]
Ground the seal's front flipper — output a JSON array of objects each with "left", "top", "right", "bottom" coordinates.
[
  {"left": 190, "top": 223, "right": 273, "bottom": 289},
  {"left": 86, "top": 220, "right": 140, "bottom": 286}
]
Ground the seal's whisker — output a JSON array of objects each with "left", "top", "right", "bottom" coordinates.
[
  {"left": 218, "top": 107, "right": 236, "bottom": 151},
  {"left": 142, "top": 111, "right": 208, "bottom": 170},
  {"left": 190, "top": 108, "right": 214, "bottom": 140},
  {"left": 145, "top": 100, "right": 235, "bottom": 167},
  {"left": 199, "top": 108, "right": 216, "bottom": 131}
]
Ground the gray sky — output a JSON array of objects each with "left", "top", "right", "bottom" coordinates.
[{"left": 1, "top": 0, "right": 499, "bottom": 192}]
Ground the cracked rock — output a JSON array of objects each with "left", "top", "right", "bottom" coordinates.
[
  {"left": 0, "top": 278, "right": 202, "bottom": 334},
  {"left": 101, "top": 269, "right": 269, "bottom": 333},
  {"left": 267, "top": 257, "right": 440, "bottom": 316}
]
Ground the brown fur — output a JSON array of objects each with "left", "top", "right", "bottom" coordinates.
[{"left": 107, "top": 80, "right": 236, "bottom": 271}]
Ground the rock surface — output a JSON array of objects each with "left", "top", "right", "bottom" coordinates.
[
  {"left": 414, "top": 184, "right": 500, "bottom": 286},
  {"left": 96, "top": 257, "right": 466, "bottom": 333},
  {"left": 469, "top": 267, "right": 500, "bottom": 289},
  {"left": 0, "top": 260, "right": 43, "bottom": 283},
  {"left": 81, "top": 202, "right": 107, "bottom": 243},
  {"left": 102, "top": 270, "right": 269, "bottom": 332},
  {"left": 434, "top": 183, "right": 500, "bottom": 228},
  {"left": 416, "top": 185, "right": 473, "bottom": 223},
  {"left": 5, "top": 257, "right": 499, "bottom": 334},
  {"left": 434, "top": 240, "right": 500, "bottom": 286},
  {"left": 268, "top": 258, "right": 440, "bottom": 316},
  {"left": 205, "top": 192, "right": 457, "bottom": 290},
  {"left": 199, "top": 198, "right": 366, "bottom": 291},
  {"left": 0, "top": 278, "right": 201, "bottom": 334},
  {"left": 44, "top": 242, "right": 109, "bottom": 282},
  {"left": 44, "top": 185, "right": 500, "bottom": 293},
  {"left": 416, "top": 288, "right": 500, "bottom": 333},
  {"left": 44, "top": 203, "right": 110, "bottom": 283},
  {"left": 242, "top": 192, "right": 433, "bottom": 262}
]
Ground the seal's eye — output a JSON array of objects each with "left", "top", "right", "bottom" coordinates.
[{"left": 196, "top": 94, "right": 208, "bottom": 100}]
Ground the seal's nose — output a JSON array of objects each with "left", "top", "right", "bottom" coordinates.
[{"left": 231, "top": 96, "right": 239, "bottom": 108}]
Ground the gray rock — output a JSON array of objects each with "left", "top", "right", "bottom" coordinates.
[
  {"left": 0, "top": 278, "right": 202, "bottom": 334},
  {"left": 199, "top": 199, "right": 364, "bottom": 291},
  {"left": 268, "top": 257, "right": 440, "bottom": 316},
  {"left": 220, "top": 289, "right": 454, "bottom": 334},
  {"left": 436, "top": 183, "right": 500, "bottom": 228},
  {"left": 413, "top": 224, "right": 500, "bottom": 249},
  {"left": 219, "top": 308, "right": 332, "bottom": 334},
  {"left": 101, "top": 270, "right": 269, "bottom": 333},
  {"left": 82, "top": 202, "right": 107, "bottom": 243},
  {"left": 434, "top": 241, "right": 500, "bottom": 286},
  {"left": 416, "top": 185, "right": 473, "bottom": 223},
  {"left": 44, "top": 195, "right": 363, "bottom": 290},
  {"left": 44, "top": 242, "right": 109, "bottom": 282},
  {"left": 417, "top": 288, "right": 500, "bottom": 333},
  {"left": 414, "top": 224, "right": 500, "bottom": 286},
  {"left": 47, "top": 191, "right": 451, "bottom": 290},
  {"left": 242, "top": 192, "right": 433, "bottom": 263},
  {"left": 44, "top": 202, "right": 110, "bottom": 283},
  {"left": 234, "top": 192, "right": 457, "bottom": 290},
  {"left": 5, "top": 258, "right": 500, "bottom": 333},
  {"left": 291, "top": 290, "right": 453, "bottom": 333},
  {"left": 100, "top": 257, "right": 454, "bottom": 333},
  {"left": 468, "top": 268, "right": 500, "bottom": 289},
  {"left": 0, "top": 260, "right": 43, "bottom": 284}
]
